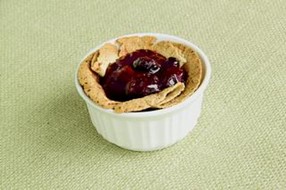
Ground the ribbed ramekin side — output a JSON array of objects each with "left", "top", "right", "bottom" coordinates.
[{"left": 86, "top": 94, "right": 204, "bottom": 151}]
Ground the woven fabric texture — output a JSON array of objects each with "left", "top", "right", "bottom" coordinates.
[{"left": 1, "top": 0, "right": 286, "bottom": 189}]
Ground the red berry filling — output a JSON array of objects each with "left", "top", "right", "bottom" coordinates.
[{"left": 101, "top": 49, "right": 186, "bottom": 101}]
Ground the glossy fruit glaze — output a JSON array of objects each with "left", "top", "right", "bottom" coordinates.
[{"left": 101, "top": 49, "right": 186, "bottom": 101}]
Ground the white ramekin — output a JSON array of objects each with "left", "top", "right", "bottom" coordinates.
[{"left": 75, "top": 33, "right": 211, "bottom": 151}]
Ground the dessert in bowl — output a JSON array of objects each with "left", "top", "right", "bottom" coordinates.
[{"left": 75, "top": 33, "right": 211, "bottom": 151}]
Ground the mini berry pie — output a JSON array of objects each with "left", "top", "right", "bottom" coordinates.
[{"left": 78, "top": 36, "right": 203, "bottom": 113}]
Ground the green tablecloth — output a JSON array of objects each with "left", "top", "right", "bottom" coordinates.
[{"left": 1, "top": 1, "right": 285, "bottom": 189}]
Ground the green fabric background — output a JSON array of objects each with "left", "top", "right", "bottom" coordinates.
[{"left": 1, "top": 0, "right": 285, "bottom": 189}]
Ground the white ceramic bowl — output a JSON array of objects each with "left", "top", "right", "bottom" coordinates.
[{"left": 75, "top": 33, "right": 211, "bottom": 151}]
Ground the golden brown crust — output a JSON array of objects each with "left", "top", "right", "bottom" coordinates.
[
  {"left": 116, "top": 36, "right": 156, "bottom": 57},
  {"left": 78, "top": 36, "right": 203, "bottom": 113},
  {"left": 113, "top": 83, "right": 185, "bottom": 113},
  {"left": 157, "top": 43, "right": 202, "bottom": 108},
  {"left": 90, "top": 43, "right": 119, "bottom": 77},
  {"left": 152, "top": 41, "right": 187, "bottom": 65},
  {"left": 78, "top": 53, "right": 120, "bottom": 109}
]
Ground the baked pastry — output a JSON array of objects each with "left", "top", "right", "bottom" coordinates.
[{"left": 78, "top": 36, "right": 202, "bottom": 113}]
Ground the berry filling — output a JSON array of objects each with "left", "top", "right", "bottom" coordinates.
[{"left": 101, "top": 49, "right": 186, "bottom": 101}]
